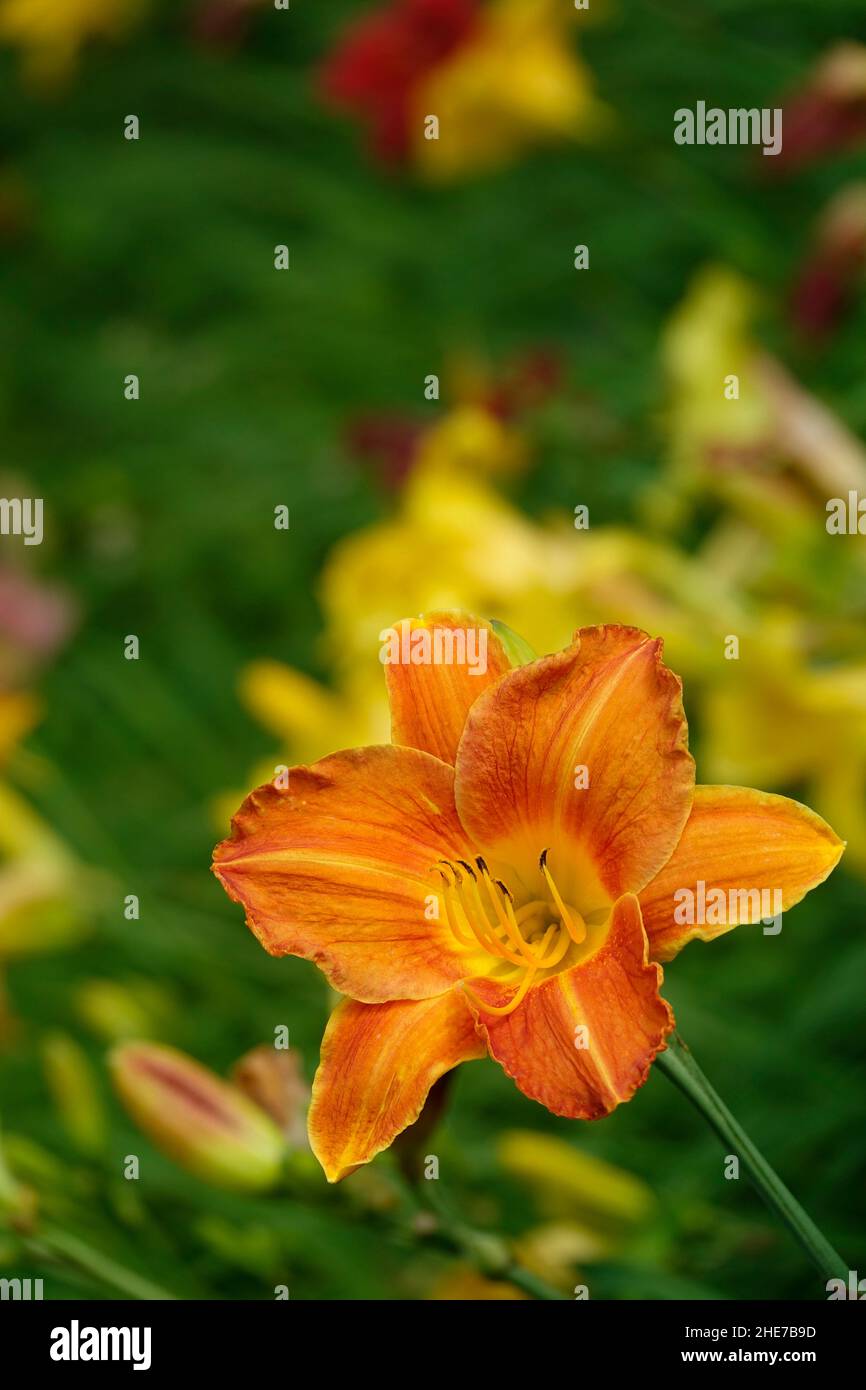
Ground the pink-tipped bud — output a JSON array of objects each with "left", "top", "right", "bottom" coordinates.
[{"left": 110, "top": 1042, "right": 285, "bottom": 1193}]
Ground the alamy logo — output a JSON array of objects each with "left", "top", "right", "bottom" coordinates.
[
  {"left": 826, "top": 491, "right": 866, "bottom": 534},
  {"left": 0, "top": 1276, "right": 43, "bottom": 1299},
  {"left": 0, "top": 497, "right": 43, "bottom": 545},
  {"left": 827, "top": 1270, "right": 866, "bottom": 1300},
  {"left": 50, "top": 1320, "right": 152, "bottom": 1371},
  {"left": 379, "top": 620, "right": 488, "bottom": 676},
  {"left": 674, "top": 102, "right": 782, "bottom": 156},
  {"left": 674, "top": 880, "right": 783, "bottom": 934}
]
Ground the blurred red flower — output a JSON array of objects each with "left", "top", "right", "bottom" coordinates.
[
  {"left": 790, "top": 186, "right": 866, "bottom": 341},
  {"left": 773, "top": 43, "right": 866, "bottom": 173},
  {"left": 319, "top": 0, "right": 479, "bottom": 162}
]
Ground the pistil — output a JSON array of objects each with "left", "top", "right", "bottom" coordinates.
[{"left": 540, "top": 848, "right": 586, "bottom": 944}]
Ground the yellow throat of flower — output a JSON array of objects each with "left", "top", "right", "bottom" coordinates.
[{"left": 435, "top": 850, "right": 592, "bottom": 1016}]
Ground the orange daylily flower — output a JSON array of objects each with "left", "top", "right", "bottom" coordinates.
[{"left": 213, "top": 616, "right": 844, "bottom": 1182}]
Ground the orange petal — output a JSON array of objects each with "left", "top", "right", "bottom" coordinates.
[
  {"left": 384, "top": 612, "right": 512, "bottom": 765},
  {"left": 455, "top": 625, "right": 694, "bottom": 905},
  {"left": 638, "top": 785, "right": 845, "bottom": 962},
  {"left": 213, "top": 746, "right": 475, "bottom": 1002},
  {"left": 308, "top": 991, "right": 485, "bottom": 1182},
  {"left": 464, "top": 895, "right": 674, "bottom": 1120}
]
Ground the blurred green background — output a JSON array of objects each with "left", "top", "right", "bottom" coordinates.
[{"left": 0, "top": 0, "right": 864, "bottom": 1300}]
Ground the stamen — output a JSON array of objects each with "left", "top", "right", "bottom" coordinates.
[
  {"left": 498, "top": 884, "right": 551, "bottom": 966},
  {"left": 432, "top": 867, "right": 477, "bottom": 948},
  {"left": 451, "top": 887, "right": 498, "bottom": 956},
  {"left": 478, "top": 866, "right": 526, "bottom": 953},
  {"left": 533, "top": 922, "right": 572, "bottom": 969},
  {"left": 460, "top": 866, "right": 527, "bottom": 964},
  {"left": 540, "top": 849, "right": 586, "bottom": 944},
  {"left": 438, "top": 859, "right": 525, "bottom": 962},
  {"left": 463, "top": 965, "right": 539, "bottom": 1017},
  {"left": 478, "top": 863, "right": 509, "bottom": 924},
  {"left": 432, "top": 850, "right": 589, "bottom": 1019},
  {"left": 514, "top": 900, "right": 549, "bottom": 926},
  {"left": 476, "top": 869, "right": 539, "bottom": 965}
]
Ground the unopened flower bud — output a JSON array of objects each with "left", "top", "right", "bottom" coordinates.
[
  {"left": 230, "top": 1045, "right": 309, "bottom": 1148},
  {"left": 110, "top": 1042, "right": 285, "bottom": 1193},
  {"left": 42, "top": 1033, "right": 107, "bottom": 1157}
]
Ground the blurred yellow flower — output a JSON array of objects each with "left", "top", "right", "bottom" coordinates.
[
  {"left": 0, "top": 681, "right": 95, "bottom": 978},
  {"left": 652, "top": 264, "right": 866, "bottom": 531},
  {"left": 414, "top": 404, "right": 527, "bottom": 480},
  {"left": 226, "top": 418, "right": 765, "bottom": 805},
  {"left": 239, "top": 661, "right": 387, "bottom": 764},
  {"left": 74, "top": 977, "right": 173, "bottom": 1043},
  {"left": 0, "top": 0, "right": 143, "bottom": 84},
  {"left": 0, "top": 1121, "right": 38, "bottom": 1231},
  {"left": 223, "top": 422, "right": 583, "bottom": 798},
  {"left": 0, "top": 691, "right": 38, "bottom": 766},
  {"left": 498, "top": 1129, "right": 656, "bottom": 1231},
  {"left": 413, "top": 0, "right": 607, "bottom": 180},
  {"left": 321, "top": 0, "right": 607, "bottom": 180},
  {"left": 322, "top": 452, "right": 581, "bottom": 675},
  {"left": 42, "top": 1032, "right": 107, "bottom": 1157},
  {"left": 429, "top": 1266, "right": 530, "bottom": 1299},
  {"left": 661, "top": 266, "right": 772, "bottom": 488},
  {"left": 643, "top": 265, "right": 866, "bottom": 872},
  {"left": 513, "top": 1220, "right": 609, "bottom": 1282},
  {"left": 702, "top": 629, "right": 866, "bottom": 875},
  {"left": 214, "top": 663, "right": 390, "bottom": 828},
  {"left": 0, "top": 784, "right": 93, "bottom": 960}
]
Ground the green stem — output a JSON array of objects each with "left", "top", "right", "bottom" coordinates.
[
  {"left": 491, "top": 1255, "right": 566, "bottom": 1301},
  {"left": 400, "top": 1172, "right": 565, "bottom": 1300},
  {"left": 22, "top": 1227, "right": 177, "bottom": 1301},
  {"left": 657, "top": 1032, "right": 847, "bottom": 1285}
]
